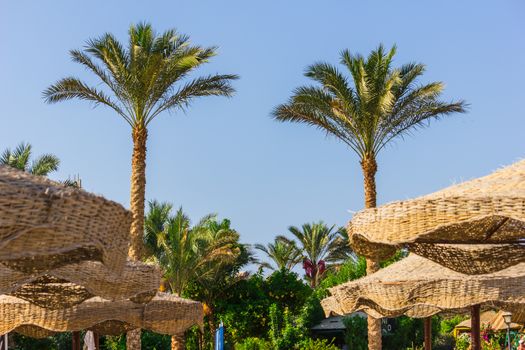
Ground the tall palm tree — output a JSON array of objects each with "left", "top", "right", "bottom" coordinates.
[
  {"left": 281, "top": 222, "right": 348, "bottom": 288},
  {"left": 44, "top": 24, "right": 237, "bottom": 349},
  {"left": 143, "top": 202, "right": 243, "bottom": 350},
  {"left": 255, "top": 237, "right": 302, "bottom": 271},
  {"left": 1, "top": 143, "right": 59, "bottom": 176},
  {"left": 43, "top": 23, "right": 238, "bottom": 263},
  {"left": 272, "top": 45, "right": 466, "bottom": 350}
]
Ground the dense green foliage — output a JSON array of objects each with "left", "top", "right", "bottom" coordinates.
[
  {"left": 104, "top": 331, "right": 171, "bottom": 350},
  {"left": 12, "top": 333, "right": 71, "bottom": 350},
  {"left": 343, "top": 316, "right": 368, "bottom": 350}
]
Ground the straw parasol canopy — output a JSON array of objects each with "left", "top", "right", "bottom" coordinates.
[
  {"left": 321, "top": 254, "right": 525, "bottom": 321},
  {"left": 0, "top": 293, "right": 203, "bottom": 338},
  {"left": 349, "top": 160, "right": 525, "bottom": 274},
  {"left": 454, "top": 310, "right": 522, "bottom": 334},
  {"left": 0, "top": 260, "right": 161, "bottom": 309},
  {"left": 0, "top": 165, "right": 131, "bottom": 273}
]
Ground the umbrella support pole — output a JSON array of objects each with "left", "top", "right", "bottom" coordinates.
[
  {"left": 424, "top": 317, "right": 432, "bottom": 350},
  {"left": 471, "top": 305, "right": 481, "bottom": 350},
  {"left": 94, "top": 331, "right": 100, "bottom": 350},
  {"left": 72, "top": 331, "right": 81, "bottom": 350}
]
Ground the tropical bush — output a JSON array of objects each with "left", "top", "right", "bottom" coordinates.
[
  {"left": 454, "top": 333, "right": 470, "bottom": 350},
  {"left": 296, "top": 338, "right": 339, "bottom": 350},
  {"left": 235, "top": 337, "right": 271, "bottom": 350},
  {"left": 264, "top": 269, "right": 311, "bottom": 314},
  {"left": 343, "top": 315, "right": 368, "bottom": 350}
]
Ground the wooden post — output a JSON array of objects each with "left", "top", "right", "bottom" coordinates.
[
  {"left": 94, "top": 331, "right": 100, "bottom": 350},
  {"left": 471, "top": 305, "right": 481, "bottom": 350},
  {"left": 72, "top": 331, "right": 81, "bottom": 350},
  {"left": 424, "top": 317, "right": 432, "bottom": 350}
]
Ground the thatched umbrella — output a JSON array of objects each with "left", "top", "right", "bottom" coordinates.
[
  {"left": 322, "top": 254, "right": 525, "bottom": 350},
  {"left": 349, "top": 160, "right": 525, "bottom": 274},
  {"left": 0, "top": 260, "right": 160, "bottom": 309},
  {"left": 0, "top": 293, "right": 203, "bottom": 346},
  {"left": 0, "top": 165, "right": 131, "bottom": 273}
]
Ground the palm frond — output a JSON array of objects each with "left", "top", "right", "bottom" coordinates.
[
  {"left": 30, "top": 154, "right": 60, "bottom": 176},
  {"left": 274, "top": 44, "right": 467, "bottom": 160}
]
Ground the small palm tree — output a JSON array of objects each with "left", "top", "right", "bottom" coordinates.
[
  {"left": 44, "top": 23, "right": 238, "bottom": 263},
  {"left": 143, "top": 202, "right": 243, "bottom": 349},
  {"left": 255, "top": 237, "right": 302, "bottom": 271},
  {"left": 281, "top": 222, "right": 348, "bottom": 288},
  {"left": 272, "top": 44, "right": 466, "bottom": 350},
  {"left": 1, "top": 143, "right": 59, "bottom": 176}
]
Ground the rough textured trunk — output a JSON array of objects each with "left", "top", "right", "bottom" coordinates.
[
  {"left": 127, "top": 127, "right": 148, "bottom": 350},
  {"left": 361, "top": 154, "right": 382, "bottom": 350},
  {"left": 171, "top": 333, "right": 185, "bottom": 350},
  {"left": 424, "top": 317, "right": 432, "bottom": 350},
  {"left": 127, "top": 329, "right": 142, "bottom": 350},
  {"left": 129, "top": 126, "right": 147, "bottom": 261},
  {"left": 471, "top": 305, "right": 481, "bottom": 350},
  {"left": 208, "top": 310, "right": 216, "bottom": 350}
]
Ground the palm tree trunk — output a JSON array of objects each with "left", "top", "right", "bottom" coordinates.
[
  {"left": 208, "top": 310, "right": 216, "bottom": 350},
  {"left": 127, "top": 126, "right": 148, "bottom": 350},
  {"left": 129, "top": 126, "right": 148, "bottom": 260},
  {"left": 171, "top": 333, "right": 185, "bottom": 350},
  {"left": 361, "top": 154, "right": 382, "bottom": 350},
  {"left": 127, "top": 329, "right": 142, "bottom": 350}
]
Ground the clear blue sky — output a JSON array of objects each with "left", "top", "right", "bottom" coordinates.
[{"left": 1, "top": 1, "right": 524, "bottom": 257}]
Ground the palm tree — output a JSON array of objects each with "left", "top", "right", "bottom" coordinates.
[
  {"left": 272, "top": 44, "right": 466, "bottom": 350},
  {"left": 1, "top": 143, "right": 59, "bottom": 176},
  {"left": 44, "top": 24, "right": 237, "bottom": 349},
  {"left": 281, "top": 222, "right": 348, "bottom": 288},
  {"left": 254, "top": 237, "right": 302, "bottom": 271},
  {"left": 143, "top": 202, "right": 243, "bottom": 349},
  {"left": 43, "top": 23, "right": 238, "bottom": 263}
]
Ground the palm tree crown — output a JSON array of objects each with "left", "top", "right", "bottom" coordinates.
[
  {"left": 273, "top": 44, "right": 466, "bottom": 158},
  {"left": 255, "top": 236, "right": 302, "bottom": 271},
  {"left": 143, "top": 201, "right": 241, "bottom": 296},
  {"left": 1, "top": 143, "right": 59, "bottom": 176},
  {"left": 281, "top": 222, "right": 350, "bottom": 287},
  {"left": 44, "top": 23, "right": 238, "bottom": 129}
]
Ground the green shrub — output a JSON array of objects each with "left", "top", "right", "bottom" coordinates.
[
  {"left": 343, "top": 315, "right": 367, "bottom": 350},
  {"left": 440, "top": 315, "right": 467, "bottom": 335},
  {"left": 297, "top": 338, "right": 338, "bottom": 350},
  {"left": 268, "top": 304, "right": 302, "bottom": 350},
  {"left": 235, "top": 337, "right": 271, "bottom": 350},
  {"left": 455, "top": 333, "right": 470, "bottom": 350},
  {"left": 264, "top": 269, "right": 311, "bottom": 314}
]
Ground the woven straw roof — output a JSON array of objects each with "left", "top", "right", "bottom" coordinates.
[
  {"left": 0, "top": 166, "right": 131, "bottom": 273},
  {"left": 321, "top": 254, "right": 525, "bottom": 321},
  {"left": 349, "top": 160, "right": 525, "bottom": 273},
  {"left": 455, "top": 310, "right": 522, "bottom": 331},
  {"left": 0, "top": 292, "right": 203, "bottom": 337},
  {"left": 0, "top": 261, "right": 160, "bottom": 308}
]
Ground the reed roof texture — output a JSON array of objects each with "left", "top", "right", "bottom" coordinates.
[
  {"left": 0, "top": 261, "right": 160, "bottom": 308},
  {"left": 321, "top": 254, "right": 525, "bottom": 321},
  {"left": 349, "top": 160, "right": 525, "bottom": 274},
  {"left": 0, "top": 293, "right": 203, "bottom": 337},
  {"left": 0, "top": 166, "right": 131, "bottom": 273}
]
